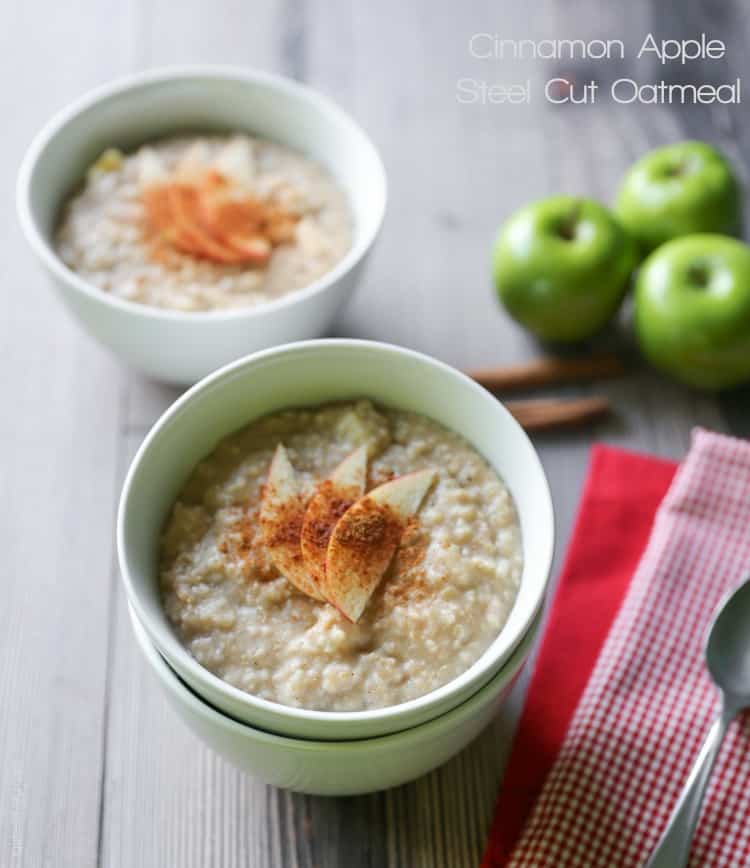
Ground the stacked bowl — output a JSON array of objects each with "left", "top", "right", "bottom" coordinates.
[
  {"left": 117, "top": 340, "right": 554, "bottom": 795},
  {"left": 20, "top": 68, "right": 554, "bottom": 795}
]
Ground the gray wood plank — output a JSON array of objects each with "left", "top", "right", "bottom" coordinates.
[
  {"left": 308, "top": 0, "right": 550, "bottom": 371},
  {"left": 0, "top": 3, "right": 138, "bottom": 867}
]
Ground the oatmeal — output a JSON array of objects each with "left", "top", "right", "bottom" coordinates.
[
  {"left": 56, "top": 135, "right": 353, "bottom": 311},
  {"left": 160, "top": 401, "right": 522, "bottom": 711}
]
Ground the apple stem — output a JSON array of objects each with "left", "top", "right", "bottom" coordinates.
[
  {"left": 557, "top": 211, "right": 580, "bottom": 241},
  {"left": 686, "top": 264, "right": 710, "bottom": 289}
]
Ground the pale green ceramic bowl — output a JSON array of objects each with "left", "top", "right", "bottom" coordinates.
[
  {"left": 118, "top": 339, "right": 555, "bottom": 740},
  {"left": 129, "top": 602, "right": 541, "bottom": 795},
  {"left": 18, "top": 66, "right": 386, "bottom": 384}
]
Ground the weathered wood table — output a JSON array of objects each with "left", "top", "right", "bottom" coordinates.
[{"left": 3, "top": 1, "right": 748, "bottom": 865}]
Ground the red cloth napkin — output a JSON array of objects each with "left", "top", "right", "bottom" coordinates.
[{"left": 482, "top": 431, "right": 750, "bottom": 868}]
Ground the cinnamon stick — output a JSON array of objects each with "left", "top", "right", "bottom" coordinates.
[
  {"left": 467, "top": 354, "right": 625, "bottom": 392},
  {"left": 506, "top": 397, "right": 610, "bottom": 432}
]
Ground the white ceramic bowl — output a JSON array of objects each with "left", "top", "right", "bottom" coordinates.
[
  {"left": 129, "top": 602, "right": 541, "bottom": 795},
  {"left": 17, "top": 66, "right": 386, "bottom": 385},
  {"left": 118, "top": 339, "right": 554, "bottom": 739}
]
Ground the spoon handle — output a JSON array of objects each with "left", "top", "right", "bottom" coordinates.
[{"left": 645, "top": 703, "right": 733, "bottom": 868}]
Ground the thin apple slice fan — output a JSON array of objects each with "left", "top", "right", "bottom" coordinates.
[
  {"left": 325, "top": 469, "right": 436, "bottom": 622},
  {"left": 301, "top": 445, "right": 368, "bottom": 590},
  {"left": 259, "top": 444, "right": 325, "bottom": 601}
]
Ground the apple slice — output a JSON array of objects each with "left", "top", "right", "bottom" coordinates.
[
  {"left": 143, "top": 183, "right": 240, "bottom": 264},
  {"left": 325, "top": 469, "right": 436, "bottom": 622},
  {"left": 166, "top": 184, "right": 245, "bottom": 264},
  {"left": 259, "top": 445, "right": 325, "bottom": 601},
  {"left": 197, "top": 188, "right": 273, "bottom": 265},
  {"left": 223, "top": 232, "right": 272, "bottom": 265},
  {"left": 301, "top": 446, "right": 368, "bottom": 589}
]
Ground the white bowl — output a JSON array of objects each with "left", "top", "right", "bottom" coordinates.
[
  {"left": 118, "top": 339, "right": 554, "bottom": 739},
  {"left": 129, "top": 601, "right": 541, "bottom": 795},
  {"left": 17, "top": 66, "right": 386, "bottom": 385}
]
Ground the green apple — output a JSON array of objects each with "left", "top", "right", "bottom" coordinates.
[
  {"left": 616, "top": 141, "right": 742, "bottom": 254},
  {"left": 634, "top": 234, "right": 750, "bottom": 390},
  {"left": 492, "top": 195, "right": 638, "bottom": 342}
]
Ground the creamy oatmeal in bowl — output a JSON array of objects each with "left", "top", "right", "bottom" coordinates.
[
  {"left": 56, "top": 135, "right": 353, "bottom": 312},
  {"left": 160, "top": 400, "right": 522, "bottom": 712},
  {"left": 18, "top": 68, "right": 386, "bottom": 384},
  {"left": 118, "top": 340, "right": 554, "bottom": 739}
]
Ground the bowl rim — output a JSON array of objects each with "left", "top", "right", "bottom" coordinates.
[
  {"left": 117, "top": 338, "right": 555, "bottom": 729},
  {"left": 130, "top": 600, "right": 542, "bottom": 750},
  {"left": 16, "top": 64, "right": 387, "bottom": 323}
]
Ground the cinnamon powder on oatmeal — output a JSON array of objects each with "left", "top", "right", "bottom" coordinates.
[{"left": 142, "top": 169, "right": 298, "bottom": 266}]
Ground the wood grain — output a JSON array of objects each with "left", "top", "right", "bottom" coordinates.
[
  {"left": 2, "top": 1, "right": 749, "bottom": 867},
  {"left": 0, "top": 4, "right": 135, "bottom": 868}
]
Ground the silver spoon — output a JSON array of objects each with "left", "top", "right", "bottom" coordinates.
[{"left": 645, "top": 576, "right": 750, "bottom": 867}]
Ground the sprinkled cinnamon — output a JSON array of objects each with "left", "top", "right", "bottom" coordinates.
[
  {"left": 220, "top": 509, "right": 278, "bottom": 581},
  {"left": 142, "top": 169, "right": 299, "bottom": 266},
  {"left": 260, "top": 484, "right": 305, "bottom": 553},
  {"left": 330, "top": 499, "right": 403, "bottom": 595},
  {"left": 386, "top": 518, "right": 430, "bottom": 603},
  {"left": 335, "top": 501, "right": 398, "bottom": 549},
  {"left": 301, "top": 480, "right": 355, "bottom": 550}
]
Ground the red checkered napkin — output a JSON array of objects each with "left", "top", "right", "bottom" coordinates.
[{"left": 483, "top": 430, "right": 750, "bottom": 868}]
